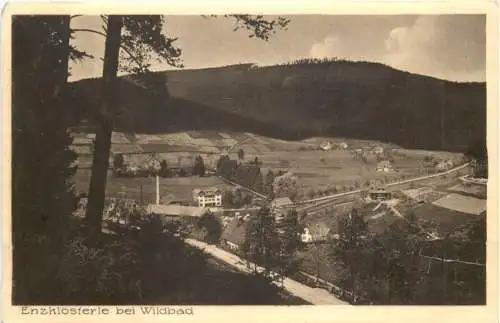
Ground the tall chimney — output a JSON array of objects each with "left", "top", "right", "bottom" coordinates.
[{"left": 156, "top": 175, "right": 160, "bottom": 205}]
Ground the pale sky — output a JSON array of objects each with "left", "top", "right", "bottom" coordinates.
[{"left": 69, "top": 15, "right": 486, "bottom": 82}]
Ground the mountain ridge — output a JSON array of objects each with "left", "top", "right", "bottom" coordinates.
[{"left": 67, "top": 59, "right": 486, "bottom": 153}]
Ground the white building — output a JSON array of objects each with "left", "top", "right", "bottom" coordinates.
[
  {"left": 300, "top": 224, "right": 330, "bottom": 243},
  {"left": 192, "top": 187, "right": 223, "bottom": 207},
  {"left": 320, "top": 140, "right": 333, "bottom": 151},
  {"left": 376, "top": 160, "right": 393, "bottom": 172},
  {"left": 436, "top": 160, "right": 453, "bottom": 172},
  {"left": 300, "top": 228, "right": 313, "bottom": 243}
]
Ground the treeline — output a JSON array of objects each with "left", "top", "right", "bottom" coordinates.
[
  {"left": 273, "top": 56, "right": 351, "bottom": 68},
  {"left": 112, "top": 153, "right": 208, "bottom": 178},
  {"left": 216, "top": 155, "right": 265, "bottom": 194},
  {"left": 216, "top": 155, "right": 299, "bottom": 200},
  {"left": 305, "top": 206, "right": 486, "bottom": 305}
]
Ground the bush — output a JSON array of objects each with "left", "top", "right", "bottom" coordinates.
[
  {"left": 195, "top": 212, "right": 223, "bottom": 244},
  {"left": 55, "top": 211, "right": 211, "bottom": 304}
]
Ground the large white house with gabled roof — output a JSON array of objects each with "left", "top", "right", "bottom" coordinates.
[{"left": 192, "top": 187, "right": 223, "bottom": 207}]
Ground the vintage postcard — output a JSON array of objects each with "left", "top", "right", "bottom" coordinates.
[{"left": 2, "top": 0, "right": 498, "bottom": 323}]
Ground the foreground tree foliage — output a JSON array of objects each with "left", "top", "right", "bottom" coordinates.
[
  {"left": 12, "top": 14, "right": 291, "bottom": 304},
  {"left": 465, "top": 136, "right": 488, "bottom": 177},
  {"left": 242, "top": 208, "right": 281, "bottom": 280},
  {"left": 12, "top": 15, "right": 81, "bottom": 303},
  {"left": 74, "top": 15, "right": 290, "bottom": 234},
  {"left": 194, "top": 211, "right": 223, "bottom": 244},
  {"left": 242, "top": 208, "right": 301, "bottom": 286},
  {"left": 326, "top": 206, "right": 486, "bottom": 304}
]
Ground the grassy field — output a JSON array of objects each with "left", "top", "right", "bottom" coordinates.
[
  {"left": 236, "top": 149, "right": 463, "bottom": 192},
  {"left": 72, "top": 131, "right": 464, "bottom": 201},
  {"left": 73, "top": 170, "right": 233, "bottom": 203}
]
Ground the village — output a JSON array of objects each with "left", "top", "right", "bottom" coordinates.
[
  {"left": 12, "top": 13, "right": 489, "bottom": 308},
  {"left": 69, "top": 129, "right": 487, "bottom": 304}
]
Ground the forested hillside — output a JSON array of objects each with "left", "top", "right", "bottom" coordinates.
[{"left": 68, "top": 59, "right": 486, "bottom": 152}]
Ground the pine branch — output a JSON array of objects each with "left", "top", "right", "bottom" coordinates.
[{"left": 70, "top": 28, "right": 148, "bottom": 71}]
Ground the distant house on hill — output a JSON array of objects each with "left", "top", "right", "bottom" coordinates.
[
  {"left": 192, "top": 187, "right": 223, "bottom": 208},
  {"left": 436, "top": 159, "right": 453, "bottom": 172},
  {"left": 220, "top": 217, "right": 248, "bottom": 251},
  {"left": 320, "top": 140, "right": 333, "bottom": 151},
  {"left": 338, "top": 142, "right": 348, "bottom": 149},
  {"left": 376, "top": 160, "right": 394, "bottom": 172},
  {"left": 373, "top": 146, "right": 384, "bottom": 155}
]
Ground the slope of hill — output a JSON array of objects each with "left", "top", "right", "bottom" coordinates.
[{"left": 67, "top": 60, "right": 486, "bottom": 152}]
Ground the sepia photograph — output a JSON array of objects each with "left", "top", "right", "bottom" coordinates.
[{"left": 4, "top": 2, "right": 496, "bottom": 317}]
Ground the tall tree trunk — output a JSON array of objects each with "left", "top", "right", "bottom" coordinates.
[{"left": 84, "top": 16, "right": 123, "bottom": 235}]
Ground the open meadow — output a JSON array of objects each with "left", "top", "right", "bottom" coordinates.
[
  {"left": 238, "top": 149, "right": 464, "bottom": 193},
  {"left": 71, "top": 131, "right": 465, "bottom": 201},
  {"left": 73, "top": 169, "right": 233, "bottom": 204}
]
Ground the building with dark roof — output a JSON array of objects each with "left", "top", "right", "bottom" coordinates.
[
  {"left": 220, "top": 217, "right": 248, "bottom": 251},
  {"left": 270, "top": 197, "right": 295, "bottom": 222},
  {"left": 368, "top": 188, "right": 392, "bottom": 201},
  {"left": 147, "top": 204, "right": 208, "bottom": 218}
]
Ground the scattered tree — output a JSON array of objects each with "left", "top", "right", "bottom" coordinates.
[
  {"left": 237, "top": 148, "right": 245, "bottom": 161},
  {"left": 113, "top": 153, "right": 125, "bottom": 171},
  {"left": 273, "top": 172, "right": 298, "bottom": 200},
  {"left": 159, "top": 159, "right": 169, "bottom": 177},
  {"left": 309, "top": 243, "right": 329, "bottom": 282},
  {"left": 242, "top": 208, "right": 281, "bottom": 280},
  {"left": 306, "top": 188, "right": 316, "bottom": 199},
  {"left": 276, "top": 209, "right": 301, "bottom": 282},
  {"left": 251, "top": 156, "right": 262, "bottom": 166},
  {"left": 193, "top": 155, "right": 206, "bottom": 176},
  {"left": 196, "top": 211, "right": 223, "bottom": 244},
  {"left": 264, "top": 169, "right": 276, "bottom": 197},
  {"left": 329, "top": 207, "right": 370, "bottom": 303},
  {"left": 465, "top": 137, "right": 488, "bottom": 178}
]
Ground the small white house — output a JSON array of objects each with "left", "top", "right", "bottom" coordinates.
[
  {"left": 376, "top": 160, "right": 394, "bottom": 172},
  {"left": 374, "top": 147, "right": 384, "bottom": 155},
  {"left": 300, "top": 224, "right": 330, "bottom": 244},
  {"left": 301, "top": 228, "right": 313, "bottom": 243},
  {"left": 320, "top": 141, "right": 333, "bottom": 151},
  {"left": 436, "top": 160, "right": 453, "bottom": 172}
]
